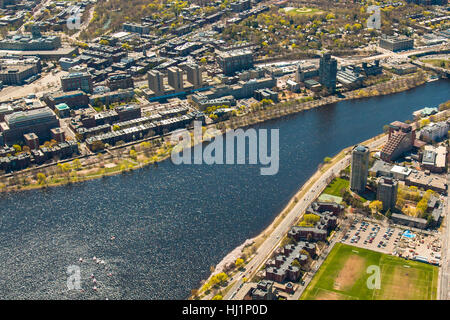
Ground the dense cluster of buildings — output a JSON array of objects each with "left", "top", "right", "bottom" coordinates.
[
  {"left": 349, "top": 117, "right": 448, "bottom": 228},
  {"left": 262, "top": 201, "right": 342, "bottom": 285}
]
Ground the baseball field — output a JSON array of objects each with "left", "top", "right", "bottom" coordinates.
[{"left": 300, "top": 243, "right": 439, "bottom": 300}]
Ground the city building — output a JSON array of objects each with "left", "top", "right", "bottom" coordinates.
[
  {"left": 43, "top": 91, "right": 89, "bottom": 109},
  {"left": 405, "top": 170, "right": 447, "bottom": 194},
  {"left": 186, "top": 63, "right": 202, "bottom": 88},
  {"left": 350, "top": 145, "right": 370, "bottom": 193},
  {"left": 362, "top": 60, "right": 383, "bottom": 76},
  {"left": 123, "top": 22, "right": 151, "bottom": 35},
  {"left": 217, "top": 49, "right": 254, "bottom": 76},
  {"left": 379, "top": 35, "right": 414, "bottom": 52},
  {"left": 106, "top": 72, "right": 134, "bottom": 91},
  {"left": 55, "top": 103, "right": 70, "bottom": 118},
  {"left": 50, "top": 127, "right": 65, "bottom": 143},
  {"left": 0, "top": 107, "right": 59, "bottom": 145},
  {"left": 59, "top": 57, "right": 81, "bottom": 71},
  {"left": 421, "top": 145, "right": 447, "bottom": 173},
  {"left": 24, "top": 132, "right": 39, "bottom": 150},
  {"left": 377, "top": 177, "right": 398, "bottom": 211},
  {"left": 0, "top": 29, "right": 61, "bottom": 51},
  {"left": 391, "top": 213, "right": 427, "bottom": 229},
  {"left": 0, "top": 62, "right": 39, "bottom": 85},
  {"left": 230, "top": 0, "right": 251, "bottom": 12},
  {"left": 0, "top": 55, "right": 41, "bottom": 85},
  {"left": 248, "top": 280, "right": 277, "bottom": 300},
  {"left": 147, "top": 70, "right": 164, "bottom": 95},
  {"left": 318, "top": 53, "right": 337, "bottom": 92},
  {"left": 337, "top": 65, "right": 365, "bottom": 89},
  {"left": 295, "top": 61, "right": 319, "bottom": 82},
  {"left": 61, "top": 72, "right": 93, "bottom": 94},
  {"left": 265, "top": 241, "right": 316, "bottom": 283},
  {"left": 167, "top": 66, "right": 184, "bottom": 92},
  {"left": 420, "top": 122, "right": 449, "bottom": 143},
  {"left": 381, "top": 121, "right": 415, "bottom": 162},
  {"left": 254, "top": 88, "right": 278, "bottom": 102}
]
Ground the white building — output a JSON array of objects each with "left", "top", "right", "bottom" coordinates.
[{"left": 420, "top": 122, "right": 449, "bottom": 143}]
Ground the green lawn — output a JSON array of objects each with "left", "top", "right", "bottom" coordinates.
[
  {"left": 284, "top": 7, "right": 322, "bottom": 16},
  {"left": 323, "top": 178, "right": 349, "bottom": 197},
  {"left": 300, "top": 243, "right": 438, "bottom": 300},
  {"left": 422, "top": 59, "right": 450, "bottom": 70}
]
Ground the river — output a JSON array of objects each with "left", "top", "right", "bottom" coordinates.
[{"left": 0, "top": 80, "right": 449, "bottom": 299}]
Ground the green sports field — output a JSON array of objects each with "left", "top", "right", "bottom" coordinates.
[
  {"left": 300, "top": 243, "right": 438, "bottom": 300},
  {"left": 283, "top": 7, "right": 323, "bottom": 16}
]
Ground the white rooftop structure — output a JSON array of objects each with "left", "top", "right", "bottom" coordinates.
[{"left": 391, "top": 165, "right": 412, "bottom": 179}]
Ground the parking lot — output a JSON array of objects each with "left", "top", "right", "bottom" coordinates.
[{"left": 341, "top": 218, "right": 442, "bottom": 265}]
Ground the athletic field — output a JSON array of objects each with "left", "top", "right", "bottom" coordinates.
[
  {"left": 283, "top": 7, "right": 323, "bottom": 16},
  {"left": 300, "top": 243, "right": 438, "bottom": 300}
]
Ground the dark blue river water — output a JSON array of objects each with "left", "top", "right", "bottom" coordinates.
[{"left": 0, "top": 80, "right": 449, "bottom": 299}]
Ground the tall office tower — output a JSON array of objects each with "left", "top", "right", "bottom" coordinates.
[
  {"left": 376, "top": 177, "right": 398, "bottom": 211},
  {"left": 350, "top": 145, "right": 370, "bottom": 193},
  {"left": 167, "top": 66, "right": 184, "bottom": 92},
  {"left": 319, "top": 52, "right": 337, "bottom": 92},
  {"left": 147, "top": 70, "right": 164, "bottom": 95},
  {"left": 186, "top": 63, "right": 202, "bottom": 88}
]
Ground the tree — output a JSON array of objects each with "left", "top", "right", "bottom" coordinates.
[
  {"left": 215, "top": 272, "right": 228, "bottom": 285},
  {"left": 212, "top": 295, "right": 223, "bottom": 300},
  {"left": 12, "top": 144, "right": 21, "bottom": 153},
  {"left": 235, "top": 258, "right": 244, "bottom": 269},
  {"left": 130, "top": 149, "right": 137, "bottom": 160},
  {"left": 420, "top": 118, "right": 430, "bottom": 128},
  {"left": 323, "top": 156, "right": 332, "bottom": 163},
  {"left": 36, "top": 173, "right": 46, "bottom": 185},
  {"left": 72, "top": 158, "right": 82, "bottom": 170},
  {"left": 369, "top": 200, "right": 383, "bottom": 213}
]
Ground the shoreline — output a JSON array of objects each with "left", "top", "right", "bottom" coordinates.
[
  {"left": 192, "top": 82, "right": 450, "bottom": 300},
  {"left": 192, "top": 132, "right": 387, "bottom": 300},
  {"left": 0, "top": 73, "right": 433, "bottom": 194}
]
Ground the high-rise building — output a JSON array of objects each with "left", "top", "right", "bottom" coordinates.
[
  {"left": 186, "top": 63, "right": 202, "bottom": 88},
  {"left": 350, "top": 145, "right": 370, "bottom": 193},
  {"left": 167, "top": 66, "right": 184, "bottom": 92},
  {"left": 377, "top": 177, "right": 398, "bottom": 211},
  {"left": 61, "top": 72, "right": 93, "bottom": 94},
  {"left": 147, "top": 70, "right": 164, "bottom": 95},
  {"left": 381, "top": 121, "right": 415, "bottom": 162},
  {"left": 319, "top": 53, "right": 337, "bottom": 92}
]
